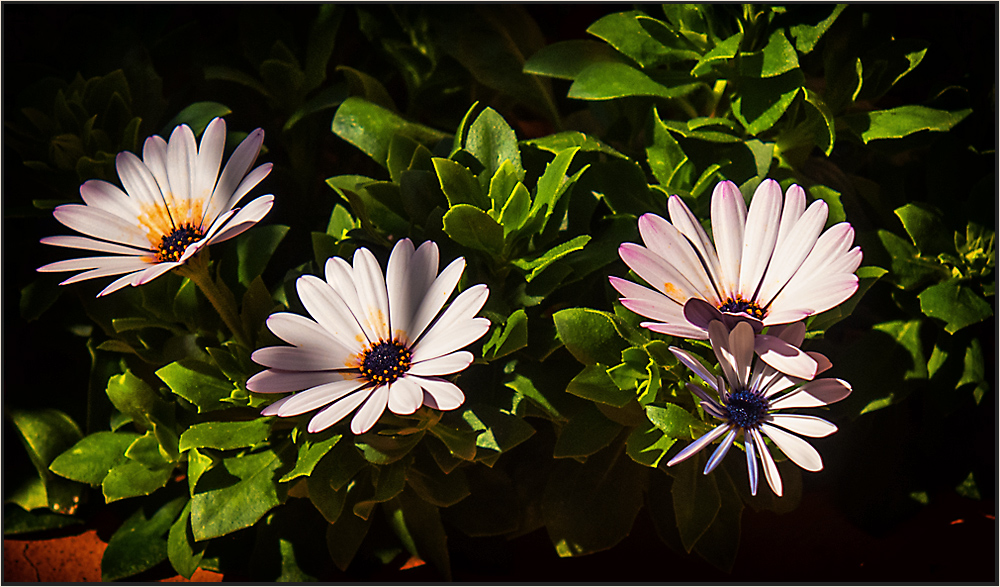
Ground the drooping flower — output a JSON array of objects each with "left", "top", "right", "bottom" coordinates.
[
  {"left": 248, "top": 239, "right": 490, "bottom": 435},
  {"left": 667, "top": 320, "right": 851, "bottom": 496},
  {"left": 610, "top": 179, "right": 862, "bottom": 376},
  {"left": 38, "top": 117, "right": 273, "bottom": 296}
]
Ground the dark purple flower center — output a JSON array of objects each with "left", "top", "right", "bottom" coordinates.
[
  {"left": 724, "top": 389, "right": 769, "bottom": 429},
  {"left": 718, "top": 296, "right": 766, "bottom": 320},
  {"left": 156, "top": 224, "right": 203, "bottom": 262},
  {"left": 361, "top": 339, "right": 412, "bottom": 386}
]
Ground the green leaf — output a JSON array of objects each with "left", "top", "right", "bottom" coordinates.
[
  {"left": 503, "top": 371, "right": 565, "bottom": 422},
  {"left": 102, "top": 459, "right": 173, "bottom": 503},
  {"left": 587, "top": 11, "right": 674, "bottom": 68},
  {"left": 569, "top": 62, "right": 700, "bottom": 100},
  {"left": 237, "top": 224, "right": 289, "bottom": 287},
  {"left": 523, "top": 131, "right": 626, "bottom": 159},
  {"left": 157, "top": 360, "right": 235, "bottom": 414},
  {"left": 331, "top": 97, "right": 450, "bottom": 168},
  {"left": 873, "top": 320, "right": 928, "bottom": 381},
  {"left": 739, "top": 30, "right": 799, "bottom": 78},
  {"left": 406, "top": 456, "right": 471, "bottom": 508},
  {"left": 336, "top": 65, "right": 396, "bottom": 112},
  {"left": 512, "top": 235, "right": 591, "bottom": 282},
  {"left": 789, "top": 4, "right": 847, "bottom": 53},
  {"left": 895, "top": 202, "right": 952, "bottom": 256},
  {"left": 690, "top": 31, "right": 743, "bottom": 77},
  {"left": 162, "top": 102, "right": 232, "bottom": 136},
  {"left": 462, "top": 404, "right": 535, "bottom": 464},
  {"left": 553, "top": 307, "right": 640, "bottom": 366},
  {"left": 428, "top": 423, "right": 480, "bottom": 462},
  {"left": 465, "top": 107, "right": 525, "bottom": 184},
  {"left": 731, "top": 69, "right": 803, "bottom": 136},
  {"left": 388, "top": 489, "right": 452, "bottom": 580},
  {"left": 167, "top": 502, "right": 203, "bottom": 579},
  {"left": 432, "top": 157, "right": 488, "bottom": 209},
  {"left": 646, "top": 403, "right": 702, "bottom": 439},
  {"left": 102, "top": 496, "right": 187, "bottom": 581},
  {"left": 482, "top": 309, "right": 528, "bottom": 361},
  {"left": 672, "top": 454, "right": 721, "bottom": 552},
  {"left": 306, "top": 450, "right": 350, "bottom": 525},
  {"left": 279, "top": 435, "right": 342, "bottom": 483},
  {"left": 8, "top": 409, "right": 84, "bottom": 512},
  {"left": 191, "top": 446, "right": 291, "bottom": 541},
  {"left": 565, "top": 365, "right": 635, "bottom": 408},
  {"left": 523, "top": 39, "right": 628, "bottom": 80},
  {"left": 657, "top": 119, "right": 743, "bottom": 143},
  {"left": 529, "top": 146, "right": 581, "bottom": 223},
  {"left": 878, "top": 229, "right": 944, "bottom": 290},
  {"left": 326, "top": 507, "right": 373, "bottom": 572},
  {"left": 841, "top": 106, "right": 972, "bottom": 143},
  {"left": 918, "top": 280, "right": 994, "bottom": 335},
  {"left": 957, "top": 338, "right": 985, "bottom": 391},
  {"left": 626, "top": 422, "right": 677, "bottom": 468},
  {"left": 648, "top": 107, "right": 690, "bottom": 188},
  {"left": 125, "top": 431, "right": 172, "bottom": 469},
  {"left": 3, "top": 503, "right": 84, "bottom": 536},
  {"left": 543, "top": 442, "right": 646, "bottom": 557},
  {"left": 105, "top": 370, "right": 172, "bottom": 430},
  {"left": 499, "top": 182, "right": 531, "bottom": 236},
  {"left": 553, "top": 403, "right": 622, "bottom": 458},
  {"left": 801, "top": 88, "right": 836, "bottom": 156},
  {"left": 442, "top": 204, "right": 504, "bottom": 256},
  {"left": 178, "top": 419, "right": 272, "bottom": 452}
]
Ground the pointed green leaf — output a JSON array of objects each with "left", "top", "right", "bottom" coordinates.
[
  {"left": 442, "top": 204, "right": 504, "bottom": 256},
  {"left": 918, "top": 280, "right": 993, "bottom": 335},
  {"left": 842, "top": 106, "right": 972, "bottom": 143},
  {"left": 672, "top": 454, "right": 721, "bottom": 552},
  {"left": 178, "top": 419, "right": 273, "bottom": 452},
  {"left": 102, "top": 496, "right": 186, "bottom": 581},
  {"left": 157, "top": 360, "right": 235, "bottom": 414},
  {"left": 332, "top": 97, "right": 449, "bottom": 168},
  {"left": 569, "top": 62, "right": 700, "bottom": 100},
  {"left": 433, "top": 157, "right": 488, "bottom": 209},
  {"left": 523, "top": 39, "right": 628, "bottom": 80},
  {"left": 466, "top": 107, "right": 524, "bottom": 184},
  {"left": 565, "top": 365, "right": 635, "bottom": 408},
  {"left": 167, "top": 501, "right": 203, "bottom": 579},
  {"left": 102, "top": 459, "right": 172, "bottom": 503},
  {"left": 553, "top": 402, "right": 622, "bottom": 458}
]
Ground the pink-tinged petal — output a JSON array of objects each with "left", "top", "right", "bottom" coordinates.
[
  {"left": 60, "top": 264, "right": 147, "bottom": 287},
  {"left": 395, "top": 240, "right": 441, "bottom": 341},
  {"left": 769, "top": 223, "right": 857, "bottom": 306},
  {"left": 705, "top": 428, "right": 738, "bottom": 474},
  {"left": 407, "top": 256, "right": 466, "bottom": 343},
  {"left": 700, "top": 400, "right": 729, "bottom": 421},
  {"left": 247, "top": 369, "right": 348, "bottom": 393},
  {"left": 203, "top": 194, "right": 274, "bottom": 244},
  {"left": 760, "top": 423, "right": 823, "bottom": 471},
  {"left": 260, "top": 395, "right": 293, "bottom": 416},
  {"left": 761, "top": 307, "right": 814, "bottom": 326},
  {"left": 757, "top": 349, "right": 830, "bottom": 398},
  {"left": 767, "top": 414, "right": 838, "bottom": 438},
  {"left": 745, "top": 432, "right": 759, "bottom": 496},
  {"left": 252, "top": 346, "right": 351, "bottom": 371},
  {"left": 669, "top": 346, "right": 718, "bottom": 390},
  {"left": 408, "top": 351, "right": 474, "bottom": 377},
  {"left": 738, "top": 179, "right": 782, "bottom": 298},
  {"left": 707, "top": 320, "right": 740, "bottom": 388},
  {"left": 412, "top": 317, "right": 490, "bottom": 363},
  {"left": 38, "top": 255, "right": 148, "bottom": 274},
  {"left": 193, "top": 118, "right": 226, "bottom": 204},
  {"left": 52, "top": 205, "right": 151, "bottom": 249},
  {"left": 710, "top": 181, "right": 746, "bottom": 300},
  {"left": 619, "top": 243, "right": 702, "bottom": 305},
  {"left": 749, "top": 428, "right": 783, "bottom": 496},
  {"left": 773, "top": 184, "right": 806, "bottom": 252},
  {"left": 387, "top": 377, "right": 424, "bottom": 415},
  {"left": 757, "top": 199, "right": 828, "bottom": 306},
  {"left": 386, "top": 238, "right": 416, "bottom": 337},
  {"left": 200, "top": 208, "right": 237, "bottom": 245},
  {"left": 265, "top": 312, "right": 334, "bottom": 347},
  {"left": 167, "top": 123, "right": 197, "bottom": 203},
  {"left": 352, "top": 247, "right": 391, "bottom": 341},
  {"left": 667, "top": 422, "right": 731, "bottom": 467},
  {"left": 116, "top": 151, "right": 166, "bottom": 210},
  {"left": 409, "top": 376, "right": 465, "bottom": 411},
  {"left": 682, "top": 297, "right": 724, "bottom": 332},
  {"left": 350, "top": 385, "right": 390, "bottom": 434},
  {"left": 142, "top": 135, "right": 172, "bottom": 202},
  {"left": 209, "top": 128, "right": 265, "bottom": 212},
  {"left": 79, "top": 179, "right": 140, "bottom": 218},
  {"left": 686, "top": 383, "right": 723, "bottom": 410},
  {"left": 637, "top": 213, "right": 720, "bottom": 305},
  {"left": 324, "top": 256, "right": 376, "bottom": 344},
  {"left": 612, "top": 277, "right": 690, "bottom": 327},
  {"left": 222, "top": 162, "right": 273, "bottom": 213},
  {"left": 41, "top": 235, "right": 151, "bottom": 256},
  {"left": 131, "top": 261, "right": 181, "bottom": 286},
  {"left": 667, "top": 194, "right": 724, "bottom": 291},
  {"left": 307, "top": 388, "right": 372, "bottom": 433},
  {"left": 769, "top": 378, "right": 852, "bottom": 410},
  {"left": 766, "top": 321, "right": 807, "bottom": 346},
  {"left": 769, "top": 276, "right": 859, "bottom": 322},
  {"left": 276, "top": 378, "right": 368, "bottom": 417},
  {"left": 754, "top": 334, "right": 818, "bottom": 380},
  {"left": 643, "top": 322, "right": 710, "bottom": 340},
  {"left": 728, "top": 321, "right": 756, "bottom": 386},
  {"left": 415, "top": 284, "right": 489, "bottom": 344},
  {"left": 296, "top": 275, "right": 368, "bottom": 350},
  {"left": 99, "top": 272, "right": 146, "bottom": 296}
]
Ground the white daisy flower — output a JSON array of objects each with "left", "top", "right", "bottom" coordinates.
[
  {"left": 610, "top": 179, "right": 862, "bottom": 377},
  {"left": 666, "top": 320, "right": 851, "bottom": 497},
  {"left": 38, "top": 117, "right": 273, "bottom": 296},
  {"left": 248, "top": 238, "right": 491, "bottom": 435}
]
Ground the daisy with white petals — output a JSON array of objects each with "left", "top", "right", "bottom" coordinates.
[
  {"left": 611, "top": 179, "right": 862, "bottom": 378},
  {"left": 667, "top": 320, "right": 851, "bottom": 497},
  {"left": 38, "top": 117, "right": 273, "bottom": 297},
  {"left": 248, "top": 239, "right": 490, "bottom": 435}
]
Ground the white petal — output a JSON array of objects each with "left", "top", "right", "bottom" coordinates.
[
  {"left": 260, "top": 395, "right": 293, "bottom": 416},
  {"left": 667, "top": 194, "right": 724, "bottom": 294},
  {"left": 59, "top": 264, "right": 150, "bottom": 286},
  {"left": 277, "top": 378, "right": 367, "bottom": 417},
  {"left": 352, "top": 247, "right": 391, "bottom": 341},
  {"left": 41, "top": 235, "right": 151, "bottom": 256},
  {"left": 750, "top": 428, "right": 782, "bottom": 496},
  {"left": 409, "top": 375, "right": 465, "bottom": 411},
  {"left": 728, "top": 321, "right": 756, "bottom": 386},
  {"left": 131, "top": 261, "right": 181, "bottom": 286},
  {"left": 52, "top": 205, "right": 151, "bottom": 249},
  {"left": 296, "top": 275, "right": 368, "bottom": 351},
  {"left": 79, "top": 179, "right": 140, "bottom": 218},
  {"left": 757, "top": 199, "right": 828, "bottom": 306},
  {"left": 411, "top": 317, "right": 490, "bottom": 363},
  {"left": 738, "top": 179, "right": 781, "bottom": 299},
  {"left": 707, "top": 320, "right": 740, "bottom": 389},
  {"left": 710, "top": 181, "right": 746, "bottom": 300},
  {"left": 324, "top": 256, "right": 376, "bottom": 344},
  {"left": 407, "top": 256, "right": 466, "bottom": 343},
  {"left": 415, "top": 284, "right": 489, "bottom": 345},
  {"left": 247, "top": 369, "right": 348, "bottom": 393},
  {"left": 386, "top": 238, "right": 416, "bottom": 336},
  {"left": 754, "top": 334, "right": 818, "bottom": 380},
  {"left": 264, "top": 313, "right": 358, "bottom": 368},
  {"left": 142, "top": 135, "right": 173, "bottom": 205},
  {"left": 193, "top": 117, "right": 226, "bottom": 205},
  {"left": 204, "top": 194, "right": 274, "bottom": 245},
  {"left": 38, "top": 255, "right": 148, "bottom": 274},
  {"left": 760, "top": 423, "right": 823, "bottom": 471},
  {"left": 643, "top": 321, "right": 711, "bottom": 340},
  {"left": 767, "top": 414, "right": 838, "bottom": 438},
  {"left": 393, "top": 240, "right": 441, "bottom": 340},
  {"left": 612, "top": 276, "right": 688, "bottom": 325},
  {"left": 619, "top": 243, "right": 702, "bottom": 305},
  {"left": 745, "top": 432, "right": 759, "bottom": 496},
  {"left": 667, "top": 422, "right": 731, "bottom": 467},
  {"left": 387, "top": 377, "right": 424, "bottom": 415},
  {"left": 705, "top": 428, "right": 737, "bottom": 474},
  {"left": 351, "top": 384, "right": 390, "bottom": 434},
  {"left": 407, "top": 351, "right": 474, "bottom": 376},
  {"left": 116, "top": 150, "right": 167, "bottom": 210},
  {"left": 251, "top": 346, "right": 351, "bottom": 371},
  {"left": 98, "top": 272, "right": 145, "bottom": 296},
  {"left": 768, "top": 378, "right": 852, "bottom": 410},
  {"left": 669, "top": 347, "right": 718, "bottom": 390},
  {"left": 222, "top": 162, "right": 273, "bottom": 213},
  {"left": 166, "top": 123, "right": 197, "bottom": 204},
  {"left": 773, "top": 184, "right": 806, "bottom": 252},
  {"left": 208, "top": 129, "right": 266, "bottom": 219},
  {"left": 637, "top": 213, "right": 720, "bottom": 305},
  {"left": 307, "top": 388, "right": 372, "bottom": 433}
]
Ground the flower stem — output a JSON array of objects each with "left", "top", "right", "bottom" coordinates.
[{"left": 175, "top": 251, "right": 250, "bottom": 348}]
